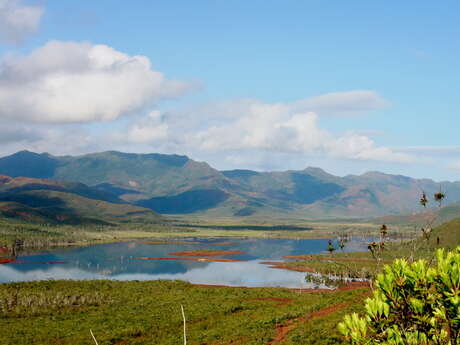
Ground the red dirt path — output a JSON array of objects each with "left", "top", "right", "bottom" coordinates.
[{"left": 267, "top": 302, "right": 350, "bottom": 345}]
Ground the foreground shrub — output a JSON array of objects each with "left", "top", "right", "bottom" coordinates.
[{"left": 338, "top": 247, "right": 460, "bottom": 345}]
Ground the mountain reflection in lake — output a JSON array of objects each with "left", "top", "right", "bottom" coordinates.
[{"left": 0, "top": 237, "right": 369, "bottom": 288}]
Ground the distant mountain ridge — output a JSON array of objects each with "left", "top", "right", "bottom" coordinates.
[{"left": 1, "top": 150, "right": 459, "bottom": 219}]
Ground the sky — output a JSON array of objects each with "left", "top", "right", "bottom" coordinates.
[{"left": 0, "top": 0, "right": 460, "bottom": 180}]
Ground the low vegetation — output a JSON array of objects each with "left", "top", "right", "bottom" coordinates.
[{"left": 0, "top": 280, "right": 367, "bottom": 345}]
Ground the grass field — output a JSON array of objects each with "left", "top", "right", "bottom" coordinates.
[{"left": 0, "top": 280, "right": 367, "bottom": 345}]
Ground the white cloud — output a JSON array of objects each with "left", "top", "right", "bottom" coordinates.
[
  {"left": 0, "top": 121, "right": 100, "bottom": 157},
  {"left": 188, "top": 99, "right": 413, "bottom": 163},
  {"left": 0, "top": 41, "right": 196, "bottom": 123},
  {"left": 292, "top": 90, "right": 389, "bottom": 116},
  {"left": 327, "top": 134, "right": 414, "bottom": 163},
  {"left": 0, "top": 0, "right": 43, "bottom": 43},
  {"left": 0, "top": 87, "right": 413, "bottom": 169},
  {"left": 112, "top": 111, "right": 169, "bottom": 144}
]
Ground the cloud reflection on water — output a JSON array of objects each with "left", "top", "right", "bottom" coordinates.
[{"left": 0, "top": 260, "right": 314, "bottom": 288}]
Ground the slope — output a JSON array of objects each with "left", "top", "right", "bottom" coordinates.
[{"left": 0, "top": 175, "right": 162, "bottom": 225}]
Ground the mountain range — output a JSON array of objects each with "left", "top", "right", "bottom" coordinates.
[{"left": 0, "top": 150, "right": 459, "bottom": 220}]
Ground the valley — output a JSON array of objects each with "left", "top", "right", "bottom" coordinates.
[{"left": 0, "top": 150, "right": 457, "bottom": 345}]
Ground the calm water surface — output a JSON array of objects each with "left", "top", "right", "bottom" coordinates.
[{"left": 0, "top": 237, "right": 369, "bottom": 288}]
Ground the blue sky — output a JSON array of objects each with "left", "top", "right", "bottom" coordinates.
[{"left": 1, "top": 0, "right": 460, "bottom": 180}]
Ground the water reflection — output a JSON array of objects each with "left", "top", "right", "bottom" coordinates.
[{"left": 0, "top": 237, "right": 369, "bottom": 288}]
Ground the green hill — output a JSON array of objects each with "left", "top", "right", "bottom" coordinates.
[{"left": 0, "top": 175, "right": 162, "bottom": 225}]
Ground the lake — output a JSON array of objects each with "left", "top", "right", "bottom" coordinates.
[{"left": 0, "top": 237, "right": 369, "bottom": 288}]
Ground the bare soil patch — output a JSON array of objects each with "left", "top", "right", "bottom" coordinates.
[
  {"left": 133, "top": 256, "right": 244, "bottom": 262},
  {"left": 0, "top": 258, "right": 65, "bottom": 264},
  {"left": 169, "top": 250, "right": 245, "bottom": 257},
  {"left": 259, "top": 261, "right": 316, "bottom": 273},
  {"left": 0, "top": 258, "right": 15, "bottom": 264}
]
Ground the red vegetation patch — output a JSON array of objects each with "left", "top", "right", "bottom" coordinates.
[
  {"left": 0, "top": 247, "right": 10, "bottom": 254},
  {"left": 0, "top": 258, "right": 15, "bottom": 264},
  {"left": 133, "top": 257, "right": 244, "bottom": 262},
  {"left": 168, "top": 250, "right": 245, "bottom": 257},
  {"left": 259, "top": 261, "right": 316, "bottom": 273},
  {"left": 138, "top": 240, "right": 234, "bottom": 246},
  {"left": 0, "top": 257, "right": 66, "bottom": 265}
]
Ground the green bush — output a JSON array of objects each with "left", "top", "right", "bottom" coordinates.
[{"left": 338, "top": 247, "right": 460, "bottom": 345}]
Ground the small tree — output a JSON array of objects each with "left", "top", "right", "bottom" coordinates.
[
  {"left": 327, "top": 240, "right": 336, "bottom": 254},
  {"left": 338, "top": 247, "right": 460, "bottom": 345}
]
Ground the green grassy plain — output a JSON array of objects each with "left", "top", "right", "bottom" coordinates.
[{"left": 0, "top": 280, "right": 367, "bottom": 345}]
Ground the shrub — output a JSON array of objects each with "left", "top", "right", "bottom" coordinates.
[{"left": 338, "top": 247, "right": 460, "bottom": 345}]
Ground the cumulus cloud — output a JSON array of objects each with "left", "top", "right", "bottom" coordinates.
[
  {"left": 0, "top": 0, "right": 43, "bottom": 43},
  {"left": 326, "top": 134, "right": 414, "bottom": 163},
  {"left": 96, "top": 93, "right": 410, "bottom": 165},
  {"left": 0, "top": 41, "right": 196, "bottom": 123},
  {"left": 187, "top": 99, "right": 413, "bottom": 163},
  {"left": 0, "top": 86, "right": 412, "bottom": 169},
  {"left": 112, "top": 111, "right": 169, "bottom": 144}
]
